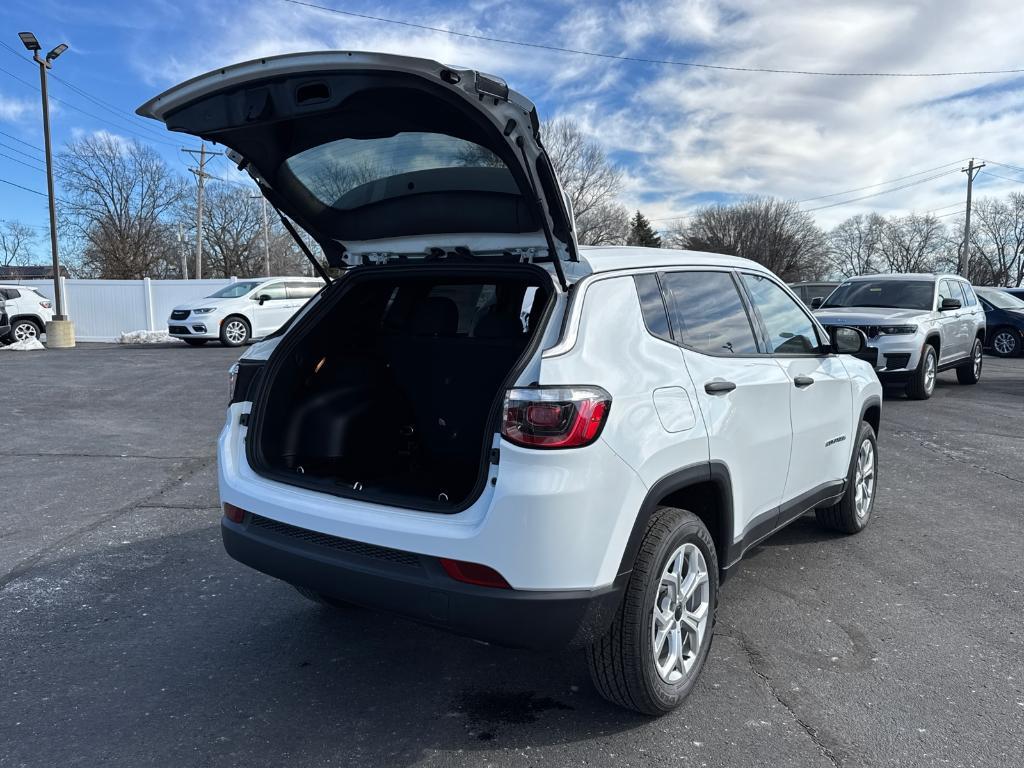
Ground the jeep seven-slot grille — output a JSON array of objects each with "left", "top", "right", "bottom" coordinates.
[{"left": 248, "top": 514, "right": 421, "bottom": 567}]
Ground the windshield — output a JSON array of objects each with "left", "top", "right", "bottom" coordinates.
[
  {"left": 207, "top": 281, "right": 261, "bottom": 299},
  {"left": 821, "top": 280, "right": 935, "bottom": 310},
  {"left": 284, "top": 132, "right": 510, "bottom": 209},
  {"left": 976, "top": 287, "right": 1024, "bottom": 310}
]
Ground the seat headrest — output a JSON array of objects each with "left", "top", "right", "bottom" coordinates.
[{"left": 412, "top": 296, "right": 459, "bottom": 336}]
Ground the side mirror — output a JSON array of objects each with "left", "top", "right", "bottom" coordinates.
[
  {"left": 940, "top": 297, "right": 961, "bottom": 311},
  {"left": 810, "top": 296, "right": 824, "bottom": 309},
  {"left": 257, "top": 294, "right": 271, "bottom": 305},
  {"left": 830, "top": 326, "right": 867, "bottom": 355}
]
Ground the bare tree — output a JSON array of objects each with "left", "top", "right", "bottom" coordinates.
[
  {"left": 0, "top": 220, "right": 38, "bottom": 269},
  {"left": 542, "top": 118, "right": 627, "bottom": 246},
  {"left": 57, "top": 134, "right": 188, "bottom": 278},
  {"left": 682, "top": 197, "right": 829, "bottom": 281},
  {"left": 964, "top": 195, "right": 1024, "bottom": 286},
  {"left": 877, "top": 213, "right": 948, "bottom": 274},
  {"left": 827, "top": 213, "right": 885, "bottom": 277},
  {"left": 177, "top": 184, "right": 312, "bottom": 278}
]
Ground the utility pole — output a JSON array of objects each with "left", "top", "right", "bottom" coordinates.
[
  {"left": 961, "top": 158, "right": 985, "bottom": 277},
  {"left": 182, "top": 142, "right": 222, "bottom": 279},
  {"left": 18, "top": 32, "right": 73, "bottom": 347},
  {"left": 176, "top": 222, "right": 188, "bottom": 279},
  {"left": 252, "top": 194, "right": 271, "bottom": 277}
]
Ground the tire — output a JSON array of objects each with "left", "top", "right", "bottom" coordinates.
[
  {"left": 292, "top": 584, "right": 356, "bottom": 609},
  {"left": 956, "top": 338, "right": 983, "bottom": 385},
  {"left": 10, "top": 318, "right": 41, "bottom": 343},
  {"left": 587, "top": 507, "right": 718, "bottom": 715},
  {"left": 183, "top": 338, "right": 208, "bottom": 347},
  {"left": 906, "top": 343, "right": 937, "bottom": 400},
  {"left": 816, "top": 421, "right": 877, "bottom": 534},
  {"left": 219, "top": 316, "right": 250, "bottom": 347},
  {"left": 989, "top": 327, "right": 1020, "bottom": 358}
]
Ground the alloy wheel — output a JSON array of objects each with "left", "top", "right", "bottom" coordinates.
[
  {"left": 972, "top": 342, "right": 983, "bottom": 377},
  {"left": 224, "top": 320, "right": 247, "bottom": 345},
  {"left": 993, "top": 331, "right": 1016, "bottom": 356},
  {"left": 854, "top": 438, "right": 876, "bottom": 519},
  {"left": 924, "top": 351, "right": 936, "bottom": 394},
  {"left": 651, "top": 542, "right": 710, "bottom": 684},
  {"left": 13, "top": 322, "right": 38, "bottom": 342}
]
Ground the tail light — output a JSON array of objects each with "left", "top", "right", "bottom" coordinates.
[
  {"left": 40, "top": 300, "right": 52, "bottom": 309},
  {"left": 501, "top": 386, "right": 611, "bottom": 449}
]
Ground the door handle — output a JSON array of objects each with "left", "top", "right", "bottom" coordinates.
[
  {"left": 704, "top": 380, "right": 737, "bottom": 394},
  {"left": 794, "top": 375, "right": 815, "bottom": 388}
]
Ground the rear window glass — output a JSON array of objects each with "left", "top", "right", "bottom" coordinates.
[
  {"left": 660, "top": 271, "right": 760, "bottom": 355},
  {"left": 284, "top": 132, "right": 510, "bottom": 209}
]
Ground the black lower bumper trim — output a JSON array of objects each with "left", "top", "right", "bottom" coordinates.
[{"left": 221, "top": 516, "right": 624, "bottom": 650}]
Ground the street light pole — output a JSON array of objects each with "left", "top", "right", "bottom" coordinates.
[{"left": 19, "top": 31, "right": 74, "bottom": 348}]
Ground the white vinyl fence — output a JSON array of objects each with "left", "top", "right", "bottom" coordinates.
[{"left": 12, "top": 278, "right": 237, "bottom": 342}]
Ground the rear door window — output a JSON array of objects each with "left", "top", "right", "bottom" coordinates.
[
  {"left": 660, "top": 271, "right": 760, "bottom": 355},
  {"left": 286, "top": 282, "right": 322, "bottom": 300}
]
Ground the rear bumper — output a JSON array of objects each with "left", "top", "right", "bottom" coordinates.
[{"left": 221, "top": 514, "right": 625, "bottom": 650}]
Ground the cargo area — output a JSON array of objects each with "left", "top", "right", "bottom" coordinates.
[{"left": 247, "top": 266, "right": 554, "bottom": 510}]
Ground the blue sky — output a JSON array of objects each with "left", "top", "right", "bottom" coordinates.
[{"left": 3, "top": 0, "right": 1024, "bottom": 262}]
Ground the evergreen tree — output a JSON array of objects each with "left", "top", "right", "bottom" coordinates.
[{"left": 627, "top": 210, "right": 662, "bottom": 248}]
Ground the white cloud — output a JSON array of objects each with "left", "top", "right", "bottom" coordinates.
[
  {"left": 131, "top": 0, "right": 1024, "bottom": 230},
  {"left": 0, "top": 93, "right": 33, "bottom": 122}
]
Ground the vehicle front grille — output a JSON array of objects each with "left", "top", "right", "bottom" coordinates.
[
  {"left": 248, "top": 513, "right": 422, "bottom": 568},
  {"left": 884, "top": 353, "right": 912, "bottom": 370},
  {"left": 170, "top": 309, "right": 190, "bottom": 320},
  {"left": 168, "top": 325, "right": 190, "bottom": 334}
]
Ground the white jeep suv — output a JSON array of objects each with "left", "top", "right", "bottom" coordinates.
[
  {"left": 813, "top": 274, "right": 986, "bottom": 399},
  {"left": 0, "top": 285, "right": 54, "bottom": 343},
  {"left": 141, "top": 51, "right": 883, "bottom": 714},
  {"left": 167, "top": 277, "right": 322, "bottom": 346}
]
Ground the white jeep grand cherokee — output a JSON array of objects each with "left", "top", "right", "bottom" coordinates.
[{"left": 140, "top": 51, "right": 883, "bottom": 715}]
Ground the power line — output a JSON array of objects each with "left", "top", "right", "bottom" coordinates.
[
  {"left": 795, "top": 161, "right": 965, "bottom": 203},
  {"left": 802, "top": 169, "right": 961, "bottom": 212},
  {"left": 0, "top": 129, "right": 43, "bottom": 153},
  {"left": 0, "top": 140, "right": 45, "bottom": 162},
  {"left": 280, "top": 0, "right": 1024, "bottom": 78},
  {"left": 0, "top": 175, "right": 48, "bottom": 198},
  {"left": 980, "top": 170, "right": 1024, "bottom": 184},
  {"left": 983, "top": 160, "right": 1024, "bottom": 175},
  {"left": 0, "top": 150, "right": 45, "bottom": 173},
  {"left": 0, "top": 60, "right": 183, "bottom": 150}
]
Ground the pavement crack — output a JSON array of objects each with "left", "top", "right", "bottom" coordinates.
[
  {"left": 0, "top": 458, "right": 211, "bottom": 592},
  {"left": 890, "top": 431, "right": 1024, "bottom": 486},
  {"left": 719, "top": 627, "right": 842, "bottom": 768}
]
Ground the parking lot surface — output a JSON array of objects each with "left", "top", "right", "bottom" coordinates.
[{"left": 2, "top": 344, "right": 1022, "bottom": 768}]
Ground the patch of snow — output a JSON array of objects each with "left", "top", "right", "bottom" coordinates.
[
  {"left": 117, "top": 330, "right": 182, "bottom": 344},
  {"left": 0, "top": 338, "right": 45, "bottom": 351}
]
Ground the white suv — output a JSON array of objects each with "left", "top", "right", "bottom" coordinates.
[
  {"left": 813, "top": 274, "right": 986, "bottom": 399},
  {"left": 141, "top": 51, "right": 883, "bottom": 714},
  {"left": 0, "top": 285, "right": 54, "bottom": 343},
  {"left": 167, "top": 277, "right": 322, "bottom": 346}
]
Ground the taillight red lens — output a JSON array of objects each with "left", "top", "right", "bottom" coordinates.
[
  {"left": 439, "top": 558, "right": 511, "bottom": 589},
  {"left": 223, "top": 502, "right": 246, "bottom": 523},
  {"left": 502, "top": 386, "right": 611, "bottom": 449}
]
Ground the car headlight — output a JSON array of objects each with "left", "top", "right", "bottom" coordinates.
[
  {"left": 192, "top": 308, "right": 216, "bottom": 314},
  {"left": 878, "top": 325, "right": 917, "bottom": 335}
]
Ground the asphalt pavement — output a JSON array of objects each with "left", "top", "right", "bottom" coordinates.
[{"left": 1, "top": 343, "right": 1022, "bottom": 768}]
